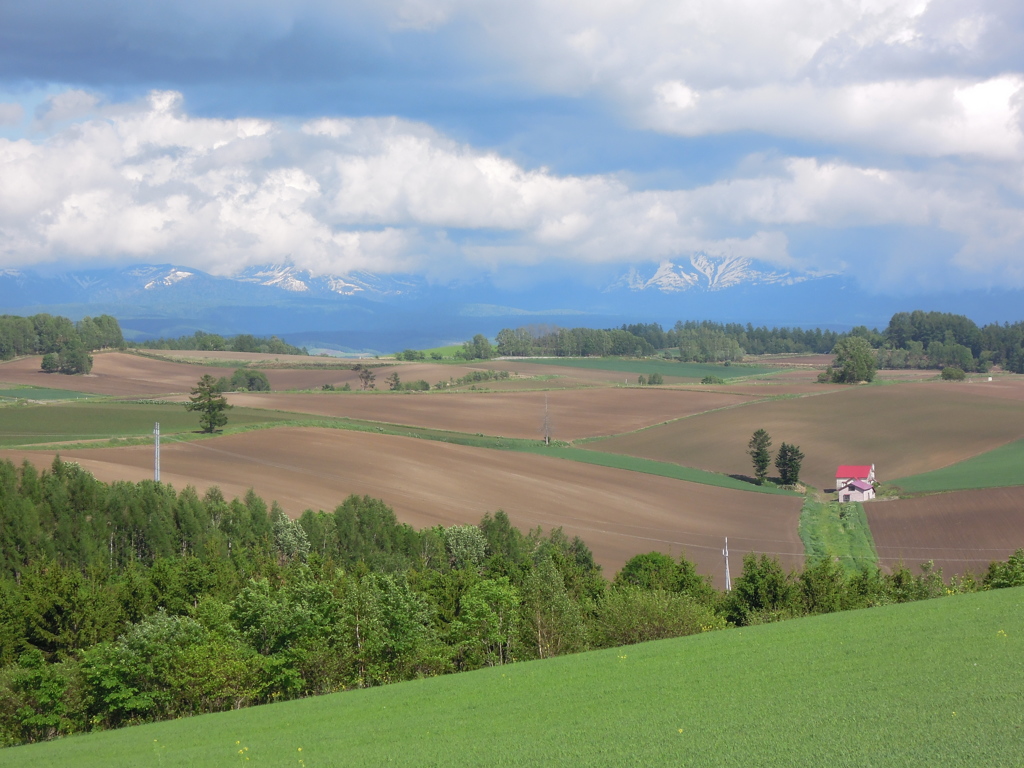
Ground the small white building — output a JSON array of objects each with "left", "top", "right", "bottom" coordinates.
[
  {"left": 835, "top": 464, "right": 875, "bottom": 492},
  {"left": 838, "top": 479, "right": 875, "bottom": 502}
]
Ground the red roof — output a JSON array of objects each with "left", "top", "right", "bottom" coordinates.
[{"left": 836, "top": 465, "right": 872, "bottom": 479}]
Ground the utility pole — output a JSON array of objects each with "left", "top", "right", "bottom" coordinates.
[
  {"left": 154, "top": 422, "right": 160, "bottom": 482},
  {"left": 722, "top": 537, "right": 731, "bottom": 591},
  {"left": 543, "top": 394, "right": 551, "bottom": 445}
]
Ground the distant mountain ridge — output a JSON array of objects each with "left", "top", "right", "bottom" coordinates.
[
  {"left": 612, "top": 254, "right": 817, "bottom": 293},
  {"left": 235, "top": 264, "right": 417, "bottom": 297},
  {"left": 2, "top": 258, "right": 1021, "bottom": 352}
]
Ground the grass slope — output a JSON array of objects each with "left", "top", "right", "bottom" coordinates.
[
  {"left": 520, "top": 357, "right": 777, "bottom": 379},
  {"left": 798, "top": 495, "right": 879, "bottom": 571},
  {"left": 9, "top": 588, "right": 1023, "bottom": 767},
  {"left": 893, "top": 438, "right": 1024, "bottom": 493}
]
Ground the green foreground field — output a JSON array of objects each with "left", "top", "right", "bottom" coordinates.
[
  {"left": 520, "top": 357, "right": 777, "bottom": 379},
  {"left": 893, "top": 438, "right": 1024, "bottom": 493},
  {"left": 9, "top": 587, "right": 1022, "bottom": 767}
]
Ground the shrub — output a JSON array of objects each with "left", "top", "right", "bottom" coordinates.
[
  {"left": 701, "top": 375, "right": 725, "bottom": 384},
  {"left": 941, "top": 366, "right": 966, "bottom": 381},
  {"left": 40, "top": 353, "right": 59, "bottom": 373},
  {"left": 647, "top": 373, "right": 664, "bottom": 385}
]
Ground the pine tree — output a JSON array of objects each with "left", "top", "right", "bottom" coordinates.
[
  {"left": 747, "top": 429, "right": 772, "bottom": 484},
  {"left": 184, "top": 375, "right": 232, "bottom": 433},
  {"left": 775, "top": 442, "right": 805, "bottom": 485}
]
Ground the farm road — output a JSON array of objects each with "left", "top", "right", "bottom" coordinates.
[{"left": 0, "top": 428, "right": 803, "bottom": 584}]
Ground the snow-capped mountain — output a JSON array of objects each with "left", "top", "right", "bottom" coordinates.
[
  {"left": 141, "top": 268, "right": 195, "bottom": 290},
  {"left": 612, "top": 254, "right": 813, "bottom": 293},
  {"left": 235, "top": 264, "right": 416, "bottom": 297}
]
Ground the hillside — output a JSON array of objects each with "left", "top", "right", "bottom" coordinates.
[{"left": 8, "top": 587, "right": 1022, "bottom": 767}]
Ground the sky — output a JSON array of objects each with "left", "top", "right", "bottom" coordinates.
[{"left": 1, "top": 0, "right": 1023, "bottom": 295}]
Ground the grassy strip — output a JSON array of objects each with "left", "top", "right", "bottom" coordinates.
[
  {"left": 515, "top": 444, "right": 795, "bottom": 495},
  {"left": 0, "top": 402, "right": 296, "bottom": 448},
  {"left": 798, "top": 494, "right": 879, "bottom": 572},
  {"left": 11, "top": 587, "right": 1024, "bottom": 767},
  {"left": 5, "top": 401, "right": 789, "bottom": 495},
  {"left": 0, "top": 386, "right": 96, "bottom": 401},
  {"left": 517, "top": 357, "right": 778, "bottom": 378},
  {"left": 892, "top": 438, "right": 1024, "bottom": 493}
]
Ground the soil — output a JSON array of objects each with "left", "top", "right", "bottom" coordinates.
[
  {"left": 0, "top": 428, "right": 803, "bottom": 584},
  {"left": 866, "top": 487, "right": 1024, "bottom": 577},
  {"left": 590, "top": 382, "right": 1024, "bottom": 491},
  {"left": 221, "top": 388, "right": 759, "bottom": 441}
]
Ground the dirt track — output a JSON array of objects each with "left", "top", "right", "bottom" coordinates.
[
  {"left": 591, "top": 382, "right": 1024, "bottom": 491},
  {"left": 0, "top": 429, "right": 803, "bottom": 584},
  {"left": 866, "top": 487, "right": 1024, "bottom": 576},
  {"left": 223, "top": 388, "right": 758, "bottom": 441}
]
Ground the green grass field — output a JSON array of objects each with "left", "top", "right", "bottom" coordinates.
[
  {"left": 892, "top": 438, "right": 1024, "bottom": 493},
  {"left": 798, "top": 496, "right": 879, "bottom": 571},
  {"left": 516, "top": 445, "right": 796, "bottom": 495},
  {"left": 519, "top": 357, "right": 777, "bottom": 379},
  {"left": 0, "top": 386, "right": 95, "bottom": 401},
  {"left": 8, "top": 587, "right": 1022, "bottom": 767},
  {"left": 0, "top": 403, "right": 297, "bottom": 447}
]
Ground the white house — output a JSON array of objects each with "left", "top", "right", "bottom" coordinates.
[
  {"left": 838, "top": 479, "right": 875, "bottom": 502},
  {"left": 835, "top": 464, "right": 875, "bottom": 492}
]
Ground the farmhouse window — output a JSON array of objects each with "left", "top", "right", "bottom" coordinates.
[{"left": 843, "top": 494, "right": 850, "bottom": 502}]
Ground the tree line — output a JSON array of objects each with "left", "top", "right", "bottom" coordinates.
[
  {"left": 492, "top": 321, "right": 839, "bottom": 362},
  {"left": 128, "top": 330, "right": 307, "bottom": 356},
  {"left": 0, "top": 314, "right": 124, "bottom": 374},
  {"left": 1, "top": 457, "right": 1022, "bottom": 747},
  {"left": 486, "top": 312, "right": 1024, "bottom": 372}
]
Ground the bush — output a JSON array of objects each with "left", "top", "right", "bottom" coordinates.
[
  {"left": 941, "top": 366, "right": 966, "bottom": 381},
  {"left": 647, "top": 373, "right": 664, "bottom": 385},
  {"left": 594, "top": 587, "right": 724, "bottom": 647},
  {"left": 40, "top": 353, "right": 59, "bottom": 373},
  {"left": 401, "top": 380, "right": 430, "bottom": 391},
  {"left": 701, "top": 375, "right": 725, "bottom": 384}
]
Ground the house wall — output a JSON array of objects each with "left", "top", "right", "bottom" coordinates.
[{"left": 839, "top": 485, "right": 875, "bottom": 502}]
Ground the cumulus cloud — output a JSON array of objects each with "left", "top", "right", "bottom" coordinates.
[
  {"left": 0, "top": 103, "right": 24, "bottom": 126},
  {"left": 1, "top": 90, "right": 1023, "bottom": 290},
  {"left": 33, "top": 90, "right": 101, "bottom": 128}
]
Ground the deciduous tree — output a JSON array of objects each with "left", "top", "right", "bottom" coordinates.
[{"left": 830, "top": 336, "right": 877, "bottom": 383}]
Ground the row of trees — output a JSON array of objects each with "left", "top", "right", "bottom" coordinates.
[
  {"left": 130, "top": 331, "right": 306, "bottom": 356},
  {"left": 493, "top": 327, "right": 655, "bottom": 358},
  {"left": 0, "top": 458, "right": 1021, "bottom": 746},
  {"left": 444, "top": 311, "right": 1024, "bottom": 372},
  {"left": 747, "top": 430, "right": 805, "bottom": 486},
  {"left": 0, "top": 314, "right": 123, "bottom": 373}
]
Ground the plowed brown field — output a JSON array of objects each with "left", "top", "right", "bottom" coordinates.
[
  {"left": 222, "top": 388, "right": 758, "bottom": 440},
  {"left": 866, "top": 487, "right": 1024, "bottom": 576},
  {"left": 0, "top": 429, "right": 803, "bottom": 583},
  {"left": 0, "top": 353, "right": 495, "bottom": 397},
  {"left": 590, "top": 382, "right": 1024, "bottom": 490}
]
